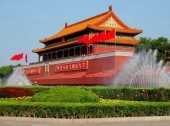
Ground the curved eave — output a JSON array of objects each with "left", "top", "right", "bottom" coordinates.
[
  {"left": 39, "top": 27, "right": 87, "bottom": 43},
  {"left": 88, "top": 26, "right": 142, "bottom": 35},
  {"left": 103, "top": 38, "right": 139, "bottom": 45},
  {"left": 116, "top": 28, "right": 143, "bottom": 35},
  {"left": 32, "top": 40, "right": 77, "bottom": 53}
]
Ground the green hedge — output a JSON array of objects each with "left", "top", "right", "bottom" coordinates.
[
  {"left": 85, "top": 87, "right": 170, "bottom": 102},
  {"left": 0, "top": 101, "right": 170, "bottom": 118}
]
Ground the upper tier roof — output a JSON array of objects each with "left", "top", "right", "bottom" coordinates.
[
  {"left": 40, "top": 6, "right": 142, "bottom": 43},
  {"left": 33, "top": 38, "right": 139, "bottom": 53}
]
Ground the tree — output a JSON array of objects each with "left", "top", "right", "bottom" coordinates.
[
  {"left": 0, "top": 64, "right": 21, "bottom": 78},
  {"left": 135, "top": 37, "right": 170, "bottom": 63},
  {"left": 135, "top": 37, "right": 152, "bottom": 52}
]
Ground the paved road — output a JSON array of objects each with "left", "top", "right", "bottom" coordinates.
[{"left": 1, "top": 116, "right": 170, "bottom": 126}]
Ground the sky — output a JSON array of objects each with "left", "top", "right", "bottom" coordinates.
[{"left": 0, "top": 0, "right": 170, "bottom": 67}]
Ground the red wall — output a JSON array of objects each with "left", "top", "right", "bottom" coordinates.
[
  {"left": 24, "top": 66, "right": 45, "bottom": 83},
  {"left": 24, "top": 54, "right": 131, "bottom": 85}
]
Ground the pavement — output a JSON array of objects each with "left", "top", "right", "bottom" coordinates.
[{"left": 1, "top": 116, "right": 170, "bottom": 126}]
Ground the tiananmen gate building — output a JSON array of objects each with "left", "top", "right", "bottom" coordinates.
[{"left": 23, "top": 6, "right": 142, "bottom": 85}]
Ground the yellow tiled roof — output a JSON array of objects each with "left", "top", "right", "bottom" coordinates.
[
  {"left": 32, "top": 40, "right": 77, "bottom": 53},
  {"left": 40, "top": 11, "right": 111, "bottom": 43},
  {"left": 39, "top": 7, "right": 141, "bottom": 43}
]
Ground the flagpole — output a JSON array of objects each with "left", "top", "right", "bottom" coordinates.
[
  {"left": 96, "top": 33, "right": 98, "bottom": 54},
  {"left": 97, "top": 32, "right": 99, "bottom": 54},
  {"left": 115, "top": 29, "right": 116, "bottom": 53},
  {"left": 105, "top": 30, "right": 106, "bottom": 53},
  {"left": 87, "top": 34, "right": 89, "bottom": 55}
]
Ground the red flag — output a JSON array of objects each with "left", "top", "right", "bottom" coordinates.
[
  {"left": 88, "top": 34, "right": 100, "bottom": 44},
  {"left": 103, "top": 29, "right": 116, "bottom": 41},
  {"left": 17, "top": 53, "right": 23, "bottom": 60},
  {"left": 98, "top": 31, "right": 106, "bottom": 41},
  {"left": 77, "top": 35, "right": 89, "bottom": 44},
  {"left": 25, "top": 54, "right": 28, "bottom": 63},
  {"left": 10, "top": 54, "right": 17, "bottom": 60},
  {"left": 10, "top": 53, "right": 23, "bottom": 61},
  {"left": 77, "top": 29, "right": 116, "bottom": 45}
]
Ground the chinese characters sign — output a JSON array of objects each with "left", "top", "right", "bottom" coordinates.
[
  {"left": 56, "top": 61, "right": 88, "bottom": 72},
  {"left": 24, "top": 67, "right": 41, "bottom": 75}
]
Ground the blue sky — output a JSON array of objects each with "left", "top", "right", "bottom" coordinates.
[{"left": 0, "top": 0, "right": 170, "bottom": 67}]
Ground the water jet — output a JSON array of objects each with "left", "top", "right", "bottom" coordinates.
[
  {"left": 114, "top": 50, "right": 170, "bottom": 87},
  {"left": 5, "top": 67, "right": 31, "bottom": 86}
]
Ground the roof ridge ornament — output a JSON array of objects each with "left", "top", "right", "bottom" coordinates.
[
  {"left": 109, "top": 5, "right": 112, "bottom": 11},
  {"left": 65, "top": 22, "right": 68, "bottom": 28}
]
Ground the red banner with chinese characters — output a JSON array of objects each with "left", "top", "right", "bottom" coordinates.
[
  {"left": 24, "top": 67, "right": 41, "bottom": 75},
  {"left": 56, "top": 61, "right": 88, "bottom": 72}
]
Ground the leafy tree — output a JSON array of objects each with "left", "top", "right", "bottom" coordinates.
[
  {"left": 135, "top": 37, "right": 152, "bottom": 52},
  {"left": 0, "top": 64, "right": 21, "bottom": 78},
  {"left": 135, "top": 37, "right": 170, "bottom": 62}
]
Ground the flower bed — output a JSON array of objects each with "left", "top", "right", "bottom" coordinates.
[{"left": 0, "top": 87, "right": 35, "bottom": 98}]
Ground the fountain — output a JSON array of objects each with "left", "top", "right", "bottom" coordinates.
[
  {"left": 114, "top": 50, "right": 170, "bottom": 87},
  {"left": 5, "top": 67, "right": 31, "bottom": 86}
]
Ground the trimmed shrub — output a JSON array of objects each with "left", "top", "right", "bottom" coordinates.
[
  {"left": 0, "top": 87, "right": 35, "bottom": 98},
  {"left": 85, "top": 87, "right": 124, "bottom": 100},
  {"left": 31, "top": 86, "right": 100, "bottom": 103},
  {"left": 86, "top": 87, "right": 170, "bottom": 102},
  {"left": 0, "top": 101, "right": 170, "bottom": 118}
]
